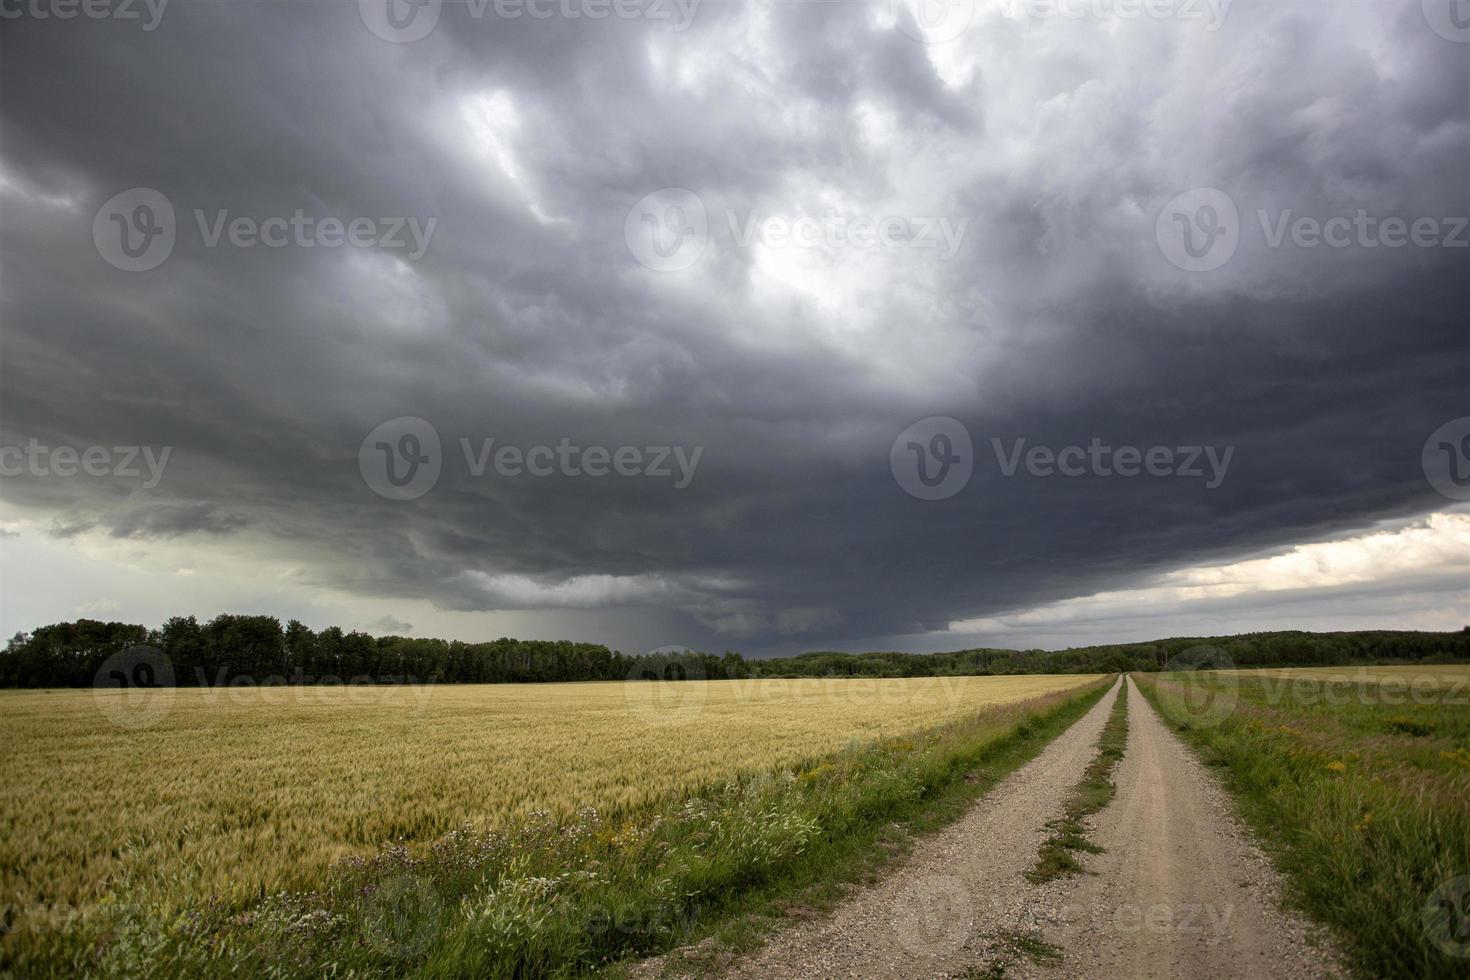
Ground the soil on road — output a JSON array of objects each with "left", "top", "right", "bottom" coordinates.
[{"left": 646, "top": 675, "right": 1345, "bottom": 979}]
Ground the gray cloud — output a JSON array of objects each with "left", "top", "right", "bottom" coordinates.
[
  {"left": 366, "top": 614, "right": 414, "bottom": 635},
  {"left": 106, "top": 501, "right": 249, "bottom": 540},
  {"left": 0, "top": 1, "right": 1465, "bottom": 652}
]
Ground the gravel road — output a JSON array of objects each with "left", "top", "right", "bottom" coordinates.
[
  {"left": 1018, "top": 676, "right": 1344, "bottom": 979},
  {"left": 642, "top": 673, "right": 1346, "bottom": 979},
  {"left": 712, "top": 678, "right": 1126, "bottom": 979}
]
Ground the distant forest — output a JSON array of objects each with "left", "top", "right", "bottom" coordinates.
[{"left": 2, "top": 615, "right": 1467, "bottom": 688}]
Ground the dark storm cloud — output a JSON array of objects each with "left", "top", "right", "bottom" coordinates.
[
  {"left": 106, "top": 501, "right": 249, "bottom": 539},
  {"left": 0, "top": 0, "right": 1465, "bottom": 652}
]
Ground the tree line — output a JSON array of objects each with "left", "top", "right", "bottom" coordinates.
[
  {"left": 767, "top": 629, "right": 1470, "bottom": 678},
  {"left": 1, "top": 615, "right": 1466, "bottom": 688}
]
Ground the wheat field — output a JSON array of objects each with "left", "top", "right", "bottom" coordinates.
[{"left": 0, "top": 674, "right": 1101, "bottom": 918}]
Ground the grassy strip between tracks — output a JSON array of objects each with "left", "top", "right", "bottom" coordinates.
[
  {"left": 3, "top": 678, "right": 1115, "bottom": 980},
  {"left": 1026, "top": 680, "right": 1128, "bottom": 884},
  {"left": 1132, "top": 669, "right": 1470, "bottom": 980}
]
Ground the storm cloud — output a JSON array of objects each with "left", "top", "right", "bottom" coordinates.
[{"left": 0, "top": 0, "right": 1466, "bottom": 653}]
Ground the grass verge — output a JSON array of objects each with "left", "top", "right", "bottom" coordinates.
[
  {"left": 3, "top": 678, "right": 1115, "bottom": 980},
  {"left": 1133, "top": 669, "right": 1470, "bottom": 980},
  {"left": 1025, "top": 680, "right": 1128, "bottom": 884}
]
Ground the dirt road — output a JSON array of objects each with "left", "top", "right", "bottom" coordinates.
[
  {"left": 687, "top": 678, "right": 1122, "bottom": 979},
  {"left": 651, "top": 675, "right": 1343, "bottom": 979},
  {"left": 1021, "top": 676, "right": 1342, "bottom": 979}
]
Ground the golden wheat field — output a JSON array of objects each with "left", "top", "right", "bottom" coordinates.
[{"left": 0, "top": 674, "right": 1101, "bottom": 914}]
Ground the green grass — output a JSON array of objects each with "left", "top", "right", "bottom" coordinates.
[
  {"left": 953, "top": 928, "right": 1064, "bottom": 979},
  {"left": 3, "top": 679, "right": 1115, "bottom": 980},
  {"left": 1026, "top": 681, "right": 1128, "bottom": 884},
  {"left": 992, "top": 928, "right": 1063, "bottom": 965},
  {"left": 1133, "top": 668, "right": 1470, "bottom": 980}
]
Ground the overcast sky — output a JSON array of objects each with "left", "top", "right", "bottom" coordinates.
[{"left": 1, "top": 0, "right": 1466, "bottom": 656}]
